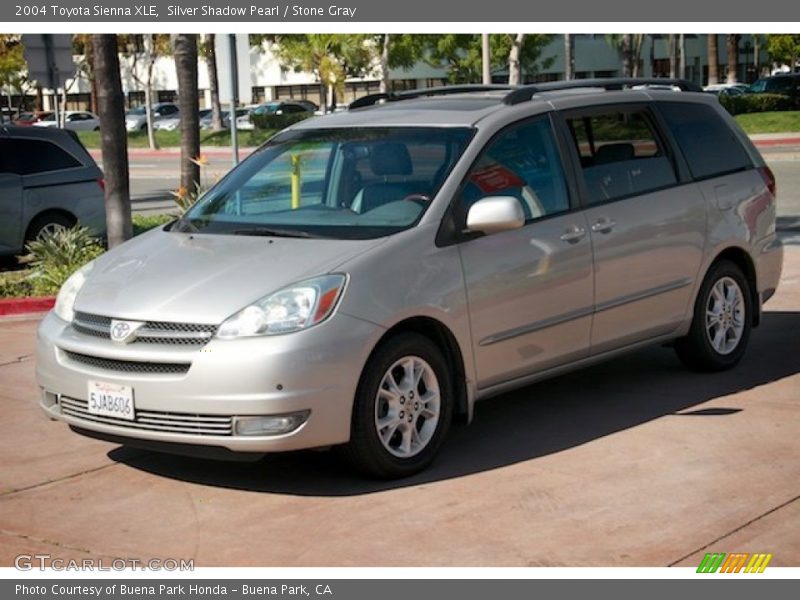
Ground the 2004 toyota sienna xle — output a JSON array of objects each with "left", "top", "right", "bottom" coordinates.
[{"left": 36, "top": 79, "right": 784, "bottom": 478}]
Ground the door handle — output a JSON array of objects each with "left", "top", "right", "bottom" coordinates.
[
  {"left": 591, "top": 218, "right": 616, "bottom": 234},
  {"left": 560, "top": 225, "right": 587, "bottom": 243}
]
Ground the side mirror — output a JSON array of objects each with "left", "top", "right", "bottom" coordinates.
[{"left": 466, "top": 196, "right": 525, "bottom": 235}]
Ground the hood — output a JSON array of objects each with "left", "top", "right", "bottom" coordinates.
[{"left": 74, "top": 228, "right": 384, "bottom": 324}]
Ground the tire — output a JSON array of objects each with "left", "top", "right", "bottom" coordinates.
[
  {"left": 339, "top": 333, "right": 453, "bottom": 479},
  {"left": 674, "top": 260, "right": 752, "bottom": 372},
  {"left": 26, "top": 212, "right": 73, "bottom": 243}
]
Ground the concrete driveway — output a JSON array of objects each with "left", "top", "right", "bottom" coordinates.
[{"left": 1, "top": 248, "right": 798, "bottom": 567}]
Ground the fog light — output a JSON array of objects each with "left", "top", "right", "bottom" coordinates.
[
  {"left": 41, "top": 389, "right": 58, "bottom": 409},
  {"left": 234, "top": 411, "right": 310, "bottom": 436}
]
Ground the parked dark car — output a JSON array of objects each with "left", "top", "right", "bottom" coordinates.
[
  {"left": 0, "top": 126, "right": 105, "bottom": 256},
  {"left": 748, "top": 73, "right": 800, "bottom": 107}
]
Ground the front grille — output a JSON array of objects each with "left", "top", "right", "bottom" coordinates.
[
  {"left": 63, "top": 350, "right": 190, "bottom": 375},
  {"left": 59, "top": 396, "right": 233, "bottom": 436},
  {"left": 72, "top": 312, "right": 217, "bottom": 345}
]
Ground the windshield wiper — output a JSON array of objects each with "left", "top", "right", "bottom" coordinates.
[{"left": 232, "top": 227, "right": 319, "bottom": 239}]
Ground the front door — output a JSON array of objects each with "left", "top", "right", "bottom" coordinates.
[{"left": 457, "top": 116, "right": 594, "bottom": 389}]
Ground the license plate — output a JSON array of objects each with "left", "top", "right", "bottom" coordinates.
[{"left": 86, "top": 380, "right": 135, "bottom": 421}]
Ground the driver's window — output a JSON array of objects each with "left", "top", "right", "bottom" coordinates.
[{"left": 459, "top": 117, "right": 570, "bottom": 223}]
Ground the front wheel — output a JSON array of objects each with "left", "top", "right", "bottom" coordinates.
[
  {"left": 674, "top": 260, "right": 752, "bottom": 372},
  {"left": 339, "top": 333, "right": 453, "bottom": 479}
]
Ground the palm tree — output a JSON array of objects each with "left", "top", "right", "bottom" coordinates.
[
  {"left": 202, "top": 34, "right": 224, "bottom": 131},
  {"left": 668, "top": 35, "right": 678, "bottom": 78},
  {"left": 91, "top": 34, "right": 131, "bottom": 247},
  {"left": 173, "top": 34, "right": 200, "bottom": 193},
  {"left": 727, "top": 34, "right": 740, "bottom": 84},
  {"left": 707, "top": 34, "right": 719, "bottom": 85},
  {"left": 564, "top": 34, "right": 574, "bottom": 80}
]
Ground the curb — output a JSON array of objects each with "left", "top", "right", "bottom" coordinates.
[
  {"left": 0, "top": 296, "right": 55, "bottom": 317},
  {"left": 752, "top": 137, "right": 800, "bottom": 147}
]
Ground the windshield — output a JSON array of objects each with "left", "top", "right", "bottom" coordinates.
[{"left": 178, "top": 126, "right": 473, "bottom": 239}]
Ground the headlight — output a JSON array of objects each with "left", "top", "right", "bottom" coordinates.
[
  {"left": 54, "top": 262, "right": 94, "bottom": 322},
  {"left": 216, "top": 274, "right": 347, "bottom": 339}
]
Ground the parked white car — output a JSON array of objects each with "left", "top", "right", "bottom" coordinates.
[
  {"left": 34, "top": 111, "right": 101, "bottom": 131},
  {"left": 125, "top": 103, "right": 179, "bottom": 132}
]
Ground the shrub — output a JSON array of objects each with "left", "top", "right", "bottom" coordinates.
[
  {"left": 24, "top": 225, "right": 104, "bottom": 296},
  {"left": 0, "top": 271, "right": 35, "bottom": 298},
  {"left": 250, "top": 112, "right": 314, "bottom": 130},
  {"left": 719, "top": 93, "right": 795, "bottom": 115}
]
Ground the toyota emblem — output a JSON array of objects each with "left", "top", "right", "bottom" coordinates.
[{"left": 110, "top": 319, "right": 144, "bottom": 343}]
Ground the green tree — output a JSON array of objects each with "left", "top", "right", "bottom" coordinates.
[
  {"left": 0, "top": 35, "right": 28, "bottom": 119},
  {"left": 120, "top": 34, "right": 171, "bottom": 149},
  {"left": 373, "top": 34, "right": 427, "bottom": 93},
  {"left": 253, "top": 34, "right": 373, "bottom": 111},
  {"left": 767, "top": 35, "right": 800, "bottom": 72},
  {"left": 423, "top": 34, "right": 554, "bottom": 84}
]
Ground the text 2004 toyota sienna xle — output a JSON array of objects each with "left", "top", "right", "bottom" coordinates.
[{"left": 37, "top": 80, "right": 783, "bottom": 478}]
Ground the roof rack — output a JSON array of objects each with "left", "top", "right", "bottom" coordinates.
[
  {"left": 349, "top": 84, "right": 514, "bottom": 110},
  {"left": 503, "top": 78, "right": 703, "bottom": 105}
]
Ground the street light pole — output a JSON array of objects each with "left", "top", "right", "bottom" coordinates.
[
  {"left": 482, "top": 33, "right": 491, "bottom": 85},
  {"left": 228, "top": 34, "right": 239, "bottom": 167}
]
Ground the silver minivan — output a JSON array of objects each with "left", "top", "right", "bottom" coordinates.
[{"left": 36, "top": 80, "right": 783, "bottom": 478}]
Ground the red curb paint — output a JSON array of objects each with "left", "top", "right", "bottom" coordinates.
[
  {"left": 0, "top": 296, "right": 55, "bottom": 316},
  {"left": 752, "top": 137, "right": 800, "bottom": 147}
]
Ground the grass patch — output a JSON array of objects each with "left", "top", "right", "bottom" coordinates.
[
  {"left": 734, "top": 111, "right": 800, "bottom": 134},
  {"left": 133, "top": 214, "right": 175, "bottom": 236},
  {"left": 77, "top": 128, "right": 278, "bottom": 149}
]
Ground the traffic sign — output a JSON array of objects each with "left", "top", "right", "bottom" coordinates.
[{"left": 22, "top": 34, "right": 75, "bottom": 89}]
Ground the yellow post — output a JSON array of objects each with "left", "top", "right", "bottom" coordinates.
[{"left": 291, "top": 154, "right": 301, "bottom": 209}]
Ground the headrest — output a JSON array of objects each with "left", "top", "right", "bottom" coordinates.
[
  {"left": 594, "top": 143, "right": 635, "bottom": 165},
  {"left": 370, "top": 142, "right": 412, "bottom": 176}
]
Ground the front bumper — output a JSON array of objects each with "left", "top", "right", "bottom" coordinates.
[{"left": 36, "top": 311, "right": 382, "bottom": 454}]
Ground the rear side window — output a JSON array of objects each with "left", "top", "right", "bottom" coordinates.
[
  {"left": 566, "top": 109, "right": 677, "bottom": 204},
  {"left": 0, "top": 138, "right": 81, "bottom": 175},
  {"left": 658, "top": 102, "right": 752, "bottom": 180}
]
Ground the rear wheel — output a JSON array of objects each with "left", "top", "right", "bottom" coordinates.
[
  {"left": 26, "top": 212, "right": 74, "bottom": 243},
  {"left": 339, "top": 333, "right": 453, "bottom": 479},
  {"left": 674, "top": 260, "right": 752, "bottom": 371}
]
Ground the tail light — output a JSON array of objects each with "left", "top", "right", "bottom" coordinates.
[
  {"left": 758, "top": 166, "right": 776, "bottom": 197},
  {"left": 96, "top": 177, "right": 105, "bottom": 191}
]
